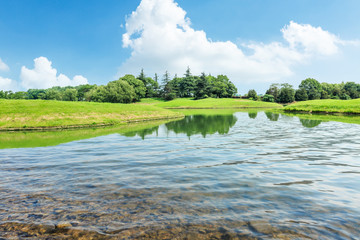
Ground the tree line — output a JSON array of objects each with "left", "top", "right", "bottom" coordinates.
[
  {"left": 0, "top": 67, "right": 237, "bottom": 103},
  {"left": 248, "top": 78, "right": 360, "bottom": 103},
  {"left": 1, "top": 69, "right": 359, "bottom": 104}
]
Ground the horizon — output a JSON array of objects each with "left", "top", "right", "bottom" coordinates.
[{"left": 1, "top": 0, "right": 360, "bottom": 94}]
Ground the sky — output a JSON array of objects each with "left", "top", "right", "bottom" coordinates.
[{"left": 0, "top": 0, "right": 359, "bottom": 94}]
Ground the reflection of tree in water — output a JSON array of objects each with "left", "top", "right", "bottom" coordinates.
[
  {"left": 265, "top": 112, "right": 279, "bottom": 121},
  {"left": 123, "top": 126, "right": 159, "bottom": 140},
  {"left": 300, "top": 119, "right": 322, "bottom": 128},
  {"left": 248, "top": 112, "right": 258, "bottom": 119},
  {"left": 165, "top": 115, "right": 238, "bottom": 138}
]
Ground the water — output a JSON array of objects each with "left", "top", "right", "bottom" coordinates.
[{"left": 1, "top": 111, "right": 360, "bottom": 239}]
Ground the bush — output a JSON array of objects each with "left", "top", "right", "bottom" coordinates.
[{"left": 262, "top": 94, "right": 274, "bottom": 102}]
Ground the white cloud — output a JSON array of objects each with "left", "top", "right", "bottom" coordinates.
[
  {"left": 119, "top": 0, "right": 354, "bottom": 84},
  {"left": 20, "top": 57, "right": 88, "bottom": 89},
  {"left": 281, "top": 21, "right": 340, "bottom": 56},
  {"left": 0, "top": 58, "right": 10, "bottom": 72},
  {"left": 0, "top": 76, "right": 14, "bottom": 91}
]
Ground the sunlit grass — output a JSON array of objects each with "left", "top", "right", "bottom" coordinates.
[
  {"left": 284, "top": 99, "right": 360, "bottom": 114},
  {"left": 154, "top": 98, "right": 282, "bottom": 109},
  {"left": 0, "top": 99, "right": 183, "bottom": 130}
]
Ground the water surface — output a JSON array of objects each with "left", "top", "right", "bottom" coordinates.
[{"left": 1, "top": 111, "right": 360, "bottom": 239}]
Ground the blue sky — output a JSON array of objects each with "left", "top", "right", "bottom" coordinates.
[{"left": 0, "top": 0, "right": 359, "bottom": 93}]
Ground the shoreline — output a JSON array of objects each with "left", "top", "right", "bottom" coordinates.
[{"left": 0, "top": 115, "right": 184, "bottom": 132}]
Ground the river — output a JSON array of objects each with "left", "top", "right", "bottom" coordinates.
[{"left": 1, "top": 110, "right": 359, "bottom": 239}]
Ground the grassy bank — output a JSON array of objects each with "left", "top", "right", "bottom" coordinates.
[
  {"left": 0, "top": 120, "right": 171, "bottom": 149},
  {"left": 0, "top": 99, "right": 183, "bottom": 130},
  {"left": 284, "top": 99, "right": 360, "bottom": 114},
  {"left": 153, "top": 98, "right": 282, "bottom": 109}
]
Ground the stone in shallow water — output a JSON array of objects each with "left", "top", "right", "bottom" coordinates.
[{"left": 56, "top": 221, "right": 72, "bottom": 229}]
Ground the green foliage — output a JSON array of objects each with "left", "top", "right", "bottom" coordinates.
[
  {"left": 320, "top": 90, "right": 329, "bottom": 99},
  {"left": 295, "top": 88, "right": 308, "bottom": 101},
  {"left": 76, "top": 84, "right": 96, "bottom": 101},
  {"left": 45, "top": 89, "right": 62, "bottom": 100},
  {"left": 120, "top": 74, "right": 146, "bottom": 101},
  {"left": 262, "top": 94, "right": 274, "bottom": 102},
  {"left": 86, "top": 85, "right": 108, "bottom": 102},
  {"left": 339, "top": 92, "right": 351, "bottom": 100},
  {"left": 299, "top": 78, "right": 322, "bottom": 100},
  {"left": 194, "top": 72, "right": 210, "bottom": 99},
  {"left": 247, "top": 89, "right": 258, "bottom": 100},
  {"left": 279, "top": 83, "right": 295, "bottom": 103},
  {"left": 106, "top": 79, "right": 136, "bottom": 103},
  {"left": 63, "top": 89, "right": 78, "bottom": 101},
  {"left": 343, "top": 82, "right": 360, "bottom": 99},
  {"left": 266, "top": 84, "right": 280, "bottom": 102}
]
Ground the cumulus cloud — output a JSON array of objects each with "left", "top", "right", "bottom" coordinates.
[
  {"left": 0, "top": 76, "right": 14, "bottom": 91},
  {"left": 20, "top": 57, "right": 88, "bottom": 89},
  {"left": 0, "top": 58, "right": 14, "bottom": 90},
  {"left": 0, "top": 58, "right": 10, "bottom": 72},
  {"left": 119, "top": 0, "right": 353, "bottom": 84}
]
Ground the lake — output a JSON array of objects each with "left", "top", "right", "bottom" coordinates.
[{"left": 1, "top": 110, "right": 360, "bottom": 239}]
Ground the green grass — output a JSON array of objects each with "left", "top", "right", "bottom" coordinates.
[
  {"left": 138, "top": 98, "right": 166, "bottom": 104},
  {"left": 284, "top": 99, "right": 360, "bottom": 114},
  {"left": 154, "top": 98, "right": 282, "bottom": 109},
  {"left": 0, "top": 120, "right": 171, "bottom": 149},
  {"left": 0, "top": 99, "right": 183, "bottom": 130}
]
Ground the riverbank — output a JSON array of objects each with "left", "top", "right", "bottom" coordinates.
[
  {"left": 284, "top": 99, "right": 360, "bottom": 114},
  {"left": 0, "top": 98, "right": 282, "bottom": 130},
  {"left": 0, "top": 99, "right": 183, "bottom": 130},
  {"left": 152, "top": 98, "right": 282, "bottom": 109}
]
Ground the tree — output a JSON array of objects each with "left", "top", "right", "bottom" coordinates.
[
  {"left": 278, "top": 83, "right": 295, "bottom": 103},
  {"left": 299, "top": 78, "right": 322, "bottom": 100},
  {"left": 11, "top": 91, "right": 28, "bottom": 99},
  {"left": 121, "top": 74, "right": 146, "bottom": 101},
  {"left": 295, "top": 88, "right": 308, "bottom": 101},
  {"left": 179, "top": 67, "right": 195, "bottom": 97},
  {"left": 266, "top": 84, "right": 280, "bottom": 102},
  {"left": 194, "top": 72, "right": 210, "bottom": 99},
  {"left": 247, "top": 89, "right": 257, "bottom": 100},
  {"left": 76, "top": 84, "right": 96, "bottom": 101},
  {"left": 106, "top": 79, "right": 136, "bottom": 103},
  {"left": 344, "top": 82, "right": 359, "bottom": 99},
  {"left": 144, "top": 77, "right": 159, "bottom": 98},
  {"left": 85, "top": 85, "right": 108, "bottom": 102},
  {"left": 27, "top": 89, "right": 46, "bottom": 99},
  {"left": 63, "top": 88, "right": 78, "bottom": 101},
  {"left": 138, "top": 68, "right": 146, "bottom": 83},
  {"left": 162, "top": 71, "right": 176, "bottom": 100},
  {"left": 45, "top": 89, "right": 61, "bottom": 100}
]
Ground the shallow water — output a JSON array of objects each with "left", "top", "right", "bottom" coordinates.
[{"left": 1, "top": 111, "right": 360, "bottom": 239}]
